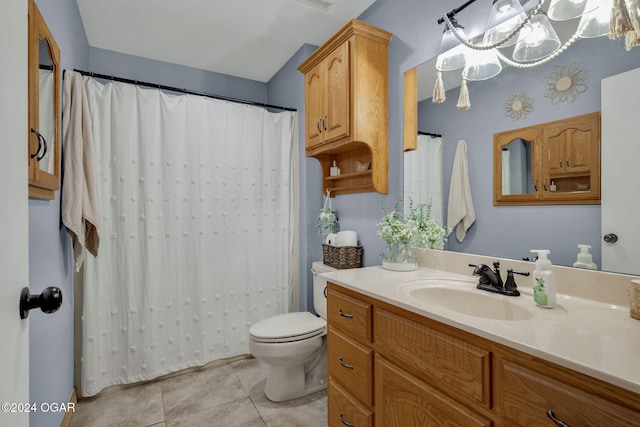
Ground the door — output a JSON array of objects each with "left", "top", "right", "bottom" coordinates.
[
  {"left": 0, "top": 1, "right": 30, "bottom": 426},
  {"left": 601, "top": 67, "right": 640, "bottom": 275}
]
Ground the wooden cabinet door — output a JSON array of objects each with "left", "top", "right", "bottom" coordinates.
[
  {"left": 323, "top": 41, "right": 350, "bottom": 144},
  {"left": 304, "top": 62, "right": 324, "bottom": 150},
  {"left": 375, "top": 356, "right": 492, "bottom": 427},
  {"left": 542, "top": 112, "right": 600, "bottom": 201},
  {"left": 497, "top": 359, "right": 640, "bottom": 427}
]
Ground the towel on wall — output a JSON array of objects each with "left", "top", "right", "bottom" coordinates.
[
  {"left": 447, "top": 139, "right": 475, "bottom": 242},
  {"left": 61, "top": 70, "right": 100, "bottom": 272}
]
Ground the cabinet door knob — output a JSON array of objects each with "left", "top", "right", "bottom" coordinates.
[
  {"left": 338, "top": 357, "right": 354, "bottom": 369},
  {"left": 338, "top": 309, "right": 353, "bottom": 319},
  {"left": 339, "top": 413, "right": 355, "bottom": 427},
  {"left": 546, "top": 410, "right": 571, "bottom": 427}
]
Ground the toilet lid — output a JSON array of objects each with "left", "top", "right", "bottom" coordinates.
[{"left": 249, "top": 312, "right": 326, "bottom": 343}]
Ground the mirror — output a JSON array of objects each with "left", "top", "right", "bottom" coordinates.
[
  {"left": 501, "top": 138, "right": 534, "bottom": 196},
  {"left": 38, "top": 39, "right": 55, "bottom": 175},
  {"left": 28, "top": 0, "right": 61, "bottom": 199},
  {"left": 404, "top": 32, "right": 640, "bottom": 273}
]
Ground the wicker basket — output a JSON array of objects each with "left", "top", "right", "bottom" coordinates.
[{"left": 322, "top": 244, "right": 363, "bottom": 269}]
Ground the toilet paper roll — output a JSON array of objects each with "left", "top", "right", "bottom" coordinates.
[
  {"left": 336, "top": 231, "right": 358, "bottom": 247},
  {"left": 326, "top": 233, "right": 338, "bottom": 246}
]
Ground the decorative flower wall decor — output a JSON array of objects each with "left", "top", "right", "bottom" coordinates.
[
  {"left": 505, "top": 92, "right": 535, "bottom": 120},
  {"left": 544, "top": 63, "right": 589, "bottom": 104}
]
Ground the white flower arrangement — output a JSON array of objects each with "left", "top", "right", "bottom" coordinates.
[
  {"left": 377, "top": 199, "right": 450, "bottom": 263},
  {"left": 407, "top": 199, "right": 451, "bottom": 250}
]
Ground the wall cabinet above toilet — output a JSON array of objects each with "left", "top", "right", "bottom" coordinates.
[{"left": 298, "top": 19, "right": 392, "bottom": 196}]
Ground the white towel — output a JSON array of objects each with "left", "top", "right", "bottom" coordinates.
[
  {"left": 61, "top": 71, "right": 100, "bottom": 272},
  {"left": 447, "top": 140, "right": 475, "bottom": 242}
]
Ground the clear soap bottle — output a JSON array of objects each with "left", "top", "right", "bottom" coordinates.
[{"left": 530, "top": 249, "right": 557, "bottom": 308}]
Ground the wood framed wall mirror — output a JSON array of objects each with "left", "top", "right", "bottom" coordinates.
[
  {"left": 493, "top": 112, "right": 601, "bottom": 206},
  {"left": 28, "top": 0, "right": 61, "bottom": 199},
  {"left": 401, "top": 19, "right": 640, "bottom": 272}
]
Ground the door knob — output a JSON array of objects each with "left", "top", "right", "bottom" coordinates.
[
  {"left": 19, "top": 286, "right": 62, "bottom": 319},
  {"left": 603, "top": 233, "right": 618, "bottom": 244}
]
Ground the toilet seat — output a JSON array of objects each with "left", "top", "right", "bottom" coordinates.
[{"left": 249, "top": 312, "right": 326, "bottom": 343}]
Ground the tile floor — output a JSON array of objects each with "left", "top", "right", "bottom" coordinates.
[{"left": 70, "top": 357, "right": 328, "bottom": 427}]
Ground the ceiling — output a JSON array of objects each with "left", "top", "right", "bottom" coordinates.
[{"left": 76, "top": 0, "right": 376, "bottom": 83}]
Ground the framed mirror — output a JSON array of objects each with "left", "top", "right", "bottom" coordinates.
[
  {"left": 403, "top": 31, "right": 640, "bottom": 273},
  {"left": 28, "top": 0, "right": 61, "bottom": 199}
]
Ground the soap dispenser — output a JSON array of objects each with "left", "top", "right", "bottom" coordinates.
[
  {"left": 530, "top": 249, "right": 557, "bottom": 308},
  {"left": 573, "top": 244, "right": 597, "bottom": 270},
  {"left": 329, "top": 161, "right": 340, "bottom": 177}
]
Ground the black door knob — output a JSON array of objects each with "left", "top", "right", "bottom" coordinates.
[
  {"left": 19, "top": 286, "right": 62, "bottom": 319},
  {"left": 603, "top": 233, "right": 618, "bottom": 244}
]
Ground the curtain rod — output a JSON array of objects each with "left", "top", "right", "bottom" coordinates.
[
  {"left": 69, "top": 69, "right": 297, "bottom": 112},
  {"left": 418, "top": 131, "right": 442, "bottom": 138}
]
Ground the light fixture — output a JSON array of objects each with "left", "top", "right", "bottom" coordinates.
[
  {"left": 432, "top": 0, "right": 638, "bottom": 108},
  {"left": 436, "top": 19, "right": 468, "bottom": 71},
  {"left": 577, "top": 0, "right": 613, "bottom": 38},
  {"left": 547, "top": 0, "right": 598, "bottom": 21},
  {"left": 483, "top": 0, "right": 531, "bottom": 47},
  {"left": 463, "top": 49, "right": 503, "bottom": 80},
  {"left": 512, "top": 12, "right": 561, "bottom": 62}
]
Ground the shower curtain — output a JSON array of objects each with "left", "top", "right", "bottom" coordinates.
[
  {"left": 404, "top": 134, "right": 444, "bottom": 226},
  {"left": 79, "top": 77, "right": 298, "bottom": 397}
]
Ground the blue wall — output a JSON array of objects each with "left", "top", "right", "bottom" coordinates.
[{"left": 29, "top": 1, "right": 88, "bottom": 426}]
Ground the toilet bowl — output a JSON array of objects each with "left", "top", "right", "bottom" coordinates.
[{"left": 249, "top": 261, "right": 335, "bottom": 402}]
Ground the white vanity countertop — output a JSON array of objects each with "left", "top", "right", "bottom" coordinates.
[{"left": 323, "top": 265, "right": 640, "bottom": 395}]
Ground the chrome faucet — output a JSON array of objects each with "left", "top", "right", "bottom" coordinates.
[{"left": 469, "top": 261, "right": 529, "bottom": 297}]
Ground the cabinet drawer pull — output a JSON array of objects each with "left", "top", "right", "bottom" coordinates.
[
  {"left": 323, "top": 115, "right": 327, "bottom": 131},
  {"left": 546, "top": 410, "right": 571, "bottom": 427},
  {"left": 543, "top": 179, "right": 548, "bottom": 191},
  {"left": 338, "top": 357, "right": 354, "bottom": 369},
  {"left": 339, "top": 309, "right": 353, "bottom": 318},
  {"left": 339, "top": 412, "right": 355, "bottom": 427},
  {"left": 566, "top": 158, "right": 570, "bottom": 167},
  {"left": 317, "top": 118, "right": 322, "bottom": 133}
]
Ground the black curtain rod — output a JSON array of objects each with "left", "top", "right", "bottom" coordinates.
[
  {"left": 418, "top": 131, "right": 442, "bottom": 138},
  {"left": 69, "top": 69, "right": 297, "bottom": 112}
]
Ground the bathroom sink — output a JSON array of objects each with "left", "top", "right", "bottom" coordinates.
[{"left": 396, "top": 279, "right": 533, "bottom": 321}]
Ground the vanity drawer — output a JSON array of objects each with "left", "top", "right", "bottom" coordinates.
[
  {"left": 327, "top": 326, "right": 374, "bottom": 407},
  {"left": 497, "top": 360, "right": 640, "bottom": 427},
  {"left": 374, "top": 307, "right": 491, "bottom": 408},
  {"left": 327, "top": 287, "right": 372, "bottom": 344},
  {"left": 328, "top": 379, "right": 373, "bottom": 427}
]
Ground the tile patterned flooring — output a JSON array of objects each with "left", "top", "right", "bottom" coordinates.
[{"left": 70, "top": 357, "right": 328, "bottom": 427}]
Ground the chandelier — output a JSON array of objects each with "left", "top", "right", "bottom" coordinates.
[{"left": 433, "top": 0, "right": 640, "bottom": 109}]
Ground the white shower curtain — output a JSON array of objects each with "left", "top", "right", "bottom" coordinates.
[
  {"left": 80, "top": 77, "right": 298, "bottom": 397},
  {"left": 404, "top": 134, "right": 444, "bottom": 225}
]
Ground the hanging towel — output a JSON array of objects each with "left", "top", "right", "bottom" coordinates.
[
  {"left": 447, "top": 139, "right": 475, "bottom": 242},
  {"left": 61, "top": 70, "right": 100, "bottom": 272}
]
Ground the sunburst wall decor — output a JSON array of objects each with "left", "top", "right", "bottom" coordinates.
[
  {"left": 544, "top": 63, "right": 590, "bottom": 104},
  {"left": 505, "top": 92, "right": 535, "bottom": 120}
]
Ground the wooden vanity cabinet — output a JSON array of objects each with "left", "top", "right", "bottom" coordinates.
[
  {"left": 28, "top": 0, "right": 61, "bottom": 199},
  {"left": 327, "top": 282, "right": 640, "bottom": 427},
  {"left": 326, "top": 288, "right": 374, "bottom": 427},
  {"left": 298, "top": 19, "right": 392, "bottom": 196}
]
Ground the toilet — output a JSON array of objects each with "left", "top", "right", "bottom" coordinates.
[{"left": 249, "top": 261, "right": 335, "bottom": 402}]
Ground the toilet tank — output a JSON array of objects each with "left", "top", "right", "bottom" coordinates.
[{"left": 311, "top": 262, "right": 335, "bottom": 320}]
